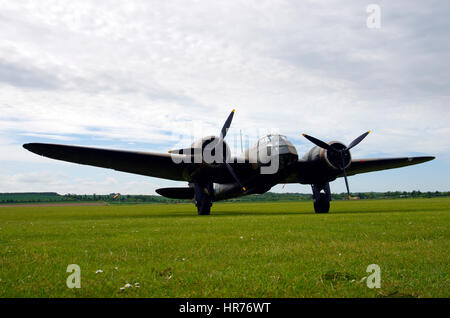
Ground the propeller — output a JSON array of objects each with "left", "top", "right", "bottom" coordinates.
[
  {"left": 302, "top": 131, "right": 371, "bottom": 199},
  {"left": 218, "top": 110, "right": 246, "bottom": 191},
  {"left": 168, "top": 109, "right": 246, "bottom": 191}
]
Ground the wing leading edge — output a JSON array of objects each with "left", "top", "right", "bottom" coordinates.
[{"left": 23, "top": 143, "right": 190, "bottom": 181}]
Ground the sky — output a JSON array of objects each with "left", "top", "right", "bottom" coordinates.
[{"left": 0, "top": 0, "right": 449, "bottom": 195}]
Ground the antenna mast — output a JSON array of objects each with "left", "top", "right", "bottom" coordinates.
[{"left": 240, "top": 129, "right": 243, "bottom": 153}]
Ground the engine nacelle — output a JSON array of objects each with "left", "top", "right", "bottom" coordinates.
[
  {"left": 190, "top": 135, "right": 231, "bottom": 164},
  {"left": 302, "top": 141, "right": 351, "bottom": 170}
]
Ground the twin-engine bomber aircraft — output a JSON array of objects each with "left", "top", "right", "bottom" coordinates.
[{"left": 23, "top": 110, "right": 434, "bottom": 215}]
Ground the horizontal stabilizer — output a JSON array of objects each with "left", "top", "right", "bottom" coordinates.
[{"left": 155, "top": 187, "right": 195, "bottom": 200}]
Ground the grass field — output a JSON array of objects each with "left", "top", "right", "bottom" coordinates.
[{"left": 0, "top": 198, "right": 448, "bottom": 298}]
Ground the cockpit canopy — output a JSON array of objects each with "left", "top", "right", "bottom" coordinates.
[
  {"left": 257, "top": 134, "right": 289, "bottom": 147},
  {"left": 242, "top": 134, "right": 297, "bottom": 160}
]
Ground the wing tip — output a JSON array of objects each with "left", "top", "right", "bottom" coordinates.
[
  {"left": 23, "top": 143, "right": 35, "bottom": 151},
  {"left": 417, "top": 156, "right": 435, "bottom": 162},
  {"left": 23, "top": 143, "right": 45, "bottom": 156}
]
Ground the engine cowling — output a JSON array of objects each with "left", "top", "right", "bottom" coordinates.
[
  {"left": 302, "top": 141, "right": 351, "bottom": 170},
  {"left": 190, "top": 135, "right": 231, "bottom": 164}
]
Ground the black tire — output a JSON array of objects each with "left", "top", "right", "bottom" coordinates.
[
  {"left": 197, "top": 197, "right": 212, "bottom": 215},
  {"left": 314, "top": 193, "right": 330, "bottom": 213}
]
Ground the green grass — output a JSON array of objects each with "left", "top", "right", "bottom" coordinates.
[{"left": 0, "top": 198, "right": 449, "bottom": 298}]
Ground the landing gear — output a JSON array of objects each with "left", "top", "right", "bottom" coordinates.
[
  {"left": 194, "top": 181, "right": 214, "bottom": 215},
  {"left": 312, "top": 183, "right": 331, "bottom": 213}
]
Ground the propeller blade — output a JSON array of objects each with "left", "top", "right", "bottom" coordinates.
[
  {"left": 225, "top": 162, "right": 246, "bottom": 191},
  {"left": 217, "top": 109, "right": 235, "bottom": 159},
  {"left": 346, "top": 131, "right": 371, "bottom": 150},
  {"left": 341, "top": 154, "right": 351, "bottom": 199},
  {"left": 220, "top": 109, "right": 235, "bottom": 140},
  {"left": 302, "top": 134, "right": 335, "bottom": 152},
  {"left": 218, "top": 109, "right": 246, "bottom": 192}
]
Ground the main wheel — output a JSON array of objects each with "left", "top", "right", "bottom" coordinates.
[
  {"left": 197, "top": 196, "right": 212, "bottom": 215},
  {"left": 314, "top": 193, "right": 330, "bottom": 213}
]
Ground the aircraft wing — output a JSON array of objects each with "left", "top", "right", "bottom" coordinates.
[
  {"left": 343, "top": 156, "right": 435, "bottom": 177},
  {"left": 23, "top": 143, "right": 191, "bottom": 181},
  {"left": 288, "top": 155, "right": 435, "bottom": 184}
]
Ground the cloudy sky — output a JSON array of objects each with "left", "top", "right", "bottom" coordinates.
[{"left": 0, "top": 0, "right": 448, "bottom": 195}]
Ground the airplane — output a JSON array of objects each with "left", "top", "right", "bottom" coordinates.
[{"left": 23, "top": 110, "right": 435, "bottom": 215}]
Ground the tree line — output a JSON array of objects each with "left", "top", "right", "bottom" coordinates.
[{"left": 0, "top": 191, "right": 448, "bottom": 204}]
